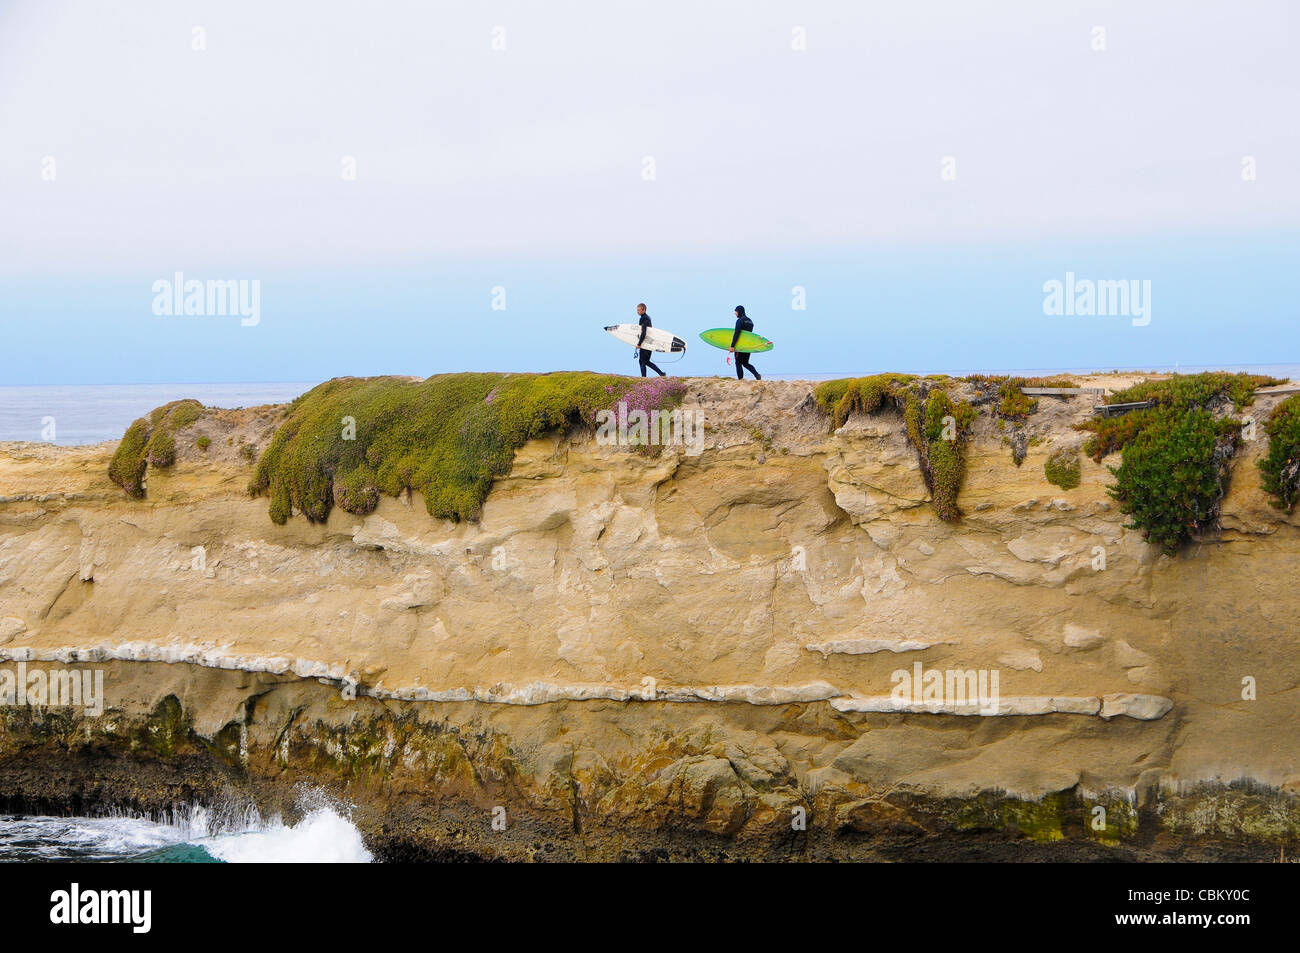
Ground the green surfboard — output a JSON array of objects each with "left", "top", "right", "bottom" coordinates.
[{"left": 699, "top": 328, "right": 774, "bottom": 353}]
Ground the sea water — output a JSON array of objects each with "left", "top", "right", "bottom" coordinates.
[
  {"left": 0, "top": 795, "right": 373, "bottom": 863},
  {"left": 0, "top": 382, "right": 315, "bottom": 445}
]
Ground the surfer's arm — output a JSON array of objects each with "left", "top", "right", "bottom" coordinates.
[{"left": 730, "top": 324, "right": 742, "bottom": 349}]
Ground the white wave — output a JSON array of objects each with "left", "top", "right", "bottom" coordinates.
[{"left": 199, "top": 805, "right": 373, "bottom": 863}]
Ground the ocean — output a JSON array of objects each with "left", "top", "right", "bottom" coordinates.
[
  {"left": 0, "top": 798, "right": 373, "bottom": 863},
  {"left": 0, "top": 382, "right": 315, "bottom": 446}
]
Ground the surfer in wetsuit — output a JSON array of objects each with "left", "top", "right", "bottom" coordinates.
[
  {"left": 729, "top": 305, "right": 761, "bottom": 380},
  {"left": 634, "top": 303, "right": 666, "bottom": 377}
]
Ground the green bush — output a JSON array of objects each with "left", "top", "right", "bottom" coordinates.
[
  {"left": 1044, "top": 447, "right": 1081, "bottom": 490},
  {"left": 107, "top": 418, "right": 150, "bottom": 499},
  {"left": 1258, "top": 394, "right": 1300, "bottom": 511},
  {"left": 1108, "top": 409, "right": 1239, "bottom": 554},
  {"left": 1072, "top": 374, "right": 1278, "bottom": 554},
  {"left": 248, "top": 372, "right": 667, "bottom": 525},
  {"left": 1079, "top": 372, "right": 1279, "bottom": 462},
  {"left": 196, "top": 435, "right": 211, "bottom": 451}
]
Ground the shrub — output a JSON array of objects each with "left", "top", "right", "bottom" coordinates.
[
  {"left": 196, "top": 435, "right": 212, "bottom": 451},
  {"left": 1044, "top": 447, "right": 1081, "bottom": 490},
  {"left": 1258, "top": 394, "right": 1300, "bottom": 511},
  {"left": 1071, "top": 374, "right": 1280, "bottom": 554},
  {"left": 1078, "top": 372, "right": 1279, "bottom": 462},
  {"left": 1108, "top": 409, "right": 1239, "bottom": 554}
]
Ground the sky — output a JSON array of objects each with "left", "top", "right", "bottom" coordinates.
[{"left": 1, "top": 0, "right": 1297, "bottom": 384}]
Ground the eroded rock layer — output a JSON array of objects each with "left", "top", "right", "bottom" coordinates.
[{"left": 1, "top": 376, "right": 1298, "bottom": 859}]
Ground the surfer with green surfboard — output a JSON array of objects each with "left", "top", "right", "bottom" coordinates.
[
  {"left": 698, "top": 309, "right": 773, "bottom": 374},
  {"left": 728, "top": 306, "right": 761, "bottom": 380}
]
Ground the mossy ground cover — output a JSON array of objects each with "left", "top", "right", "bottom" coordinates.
[
  {"left": 814, "top": 373, "right": 916, "bottom": 429},
  {"left": 1044, "top": 447, "right": 1082, "bottom": 490},
  {"left": 107, "top": 398, "right": 206, "bottom": 498},
  {"left": 1075, "top": 373, "right": 1282, "bottom": 554},
  {"left": 248, "top": 372, "right": 680, "bottom": 524},
  {"left": 1258, "top": 394, "right": 1300, "bottom": 511},
  {"left": 815, "top": 375, "right": 975, "bottom": 521}
]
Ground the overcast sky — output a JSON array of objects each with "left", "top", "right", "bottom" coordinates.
[{"left": 1, "top": 0, "right": 1296, "bottom": 383}]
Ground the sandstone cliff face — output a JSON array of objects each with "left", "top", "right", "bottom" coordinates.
[{"left": 2, "top": 376, "right": 1298, "bottom": 859}]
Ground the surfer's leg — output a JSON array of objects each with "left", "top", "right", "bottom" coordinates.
[
  {"left": 646, "top": 358, "right": 665, "bottom": 376},
  {"left": 638, "top": 351, "right": 650, "bottom": 377},
  {"left": 734, "top": 354, "right": 745, "bottom": 379}
]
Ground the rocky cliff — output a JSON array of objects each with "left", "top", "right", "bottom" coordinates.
[{"left": 2, "top": 374, "right": 1298, "bottom": 860}]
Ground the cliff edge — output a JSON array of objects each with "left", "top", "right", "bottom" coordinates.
[{"left": 2, "top": 372, "right": 1298, "bottom": 860}]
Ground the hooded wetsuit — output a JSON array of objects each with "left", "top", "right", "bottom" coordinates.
[{"left": 730, "top": 308, "right": 760, "bottom": 380}]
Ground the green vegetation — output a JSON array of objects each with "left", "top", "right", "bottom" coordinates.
[
  {"left": 107, "top": 419, "right": 150, "bottom": 498},
  {"left": 1071, "top": 374, "right": 1280, "bottom": 554},
  {"left": 1103, "top": 372, "right": 1277, "bottom": 412},
  {"left": 107, "top": 398, "right": 206, "bottom": 498},
  {"left": 196, "top": 435, "right": 211, "bottom": 451},
  {"left": 815, "top": 375, "right": 975, "bottom": 521},
  {"left": 1044, "top": 447, "right": 1081, "bottom": 490},
  {"left": 964, "top": 375, "right": 1071, "bottom": 465},
  {"left": 997, "top": 381, "right": 1037, "bottom": 421},
  {"left": 1258, "top": 394, "right": 1300, "bottom": 511},
  {"left": 248, "top": 372, "right": 677, "bottom": 525},
  {"left": 1109, "top": 409, "right": 1240, "bottom": 555},
  {"left": 814, "top": 374, "right": 916, "bottom": 429},
  {"left": 908, "top": 388, "right": 978, "bottom": 520},
  {"left": 1081, "top": 372, "right": 1279, "bottom": 462}
]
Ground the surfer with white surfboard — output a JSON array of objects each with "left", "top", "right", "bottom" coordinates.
[
  {"left": 633, "top": 303, "right": 666, "bottom": 377},
  {"left": 603, "top": 305, "right": 686, "bottom": 376}
]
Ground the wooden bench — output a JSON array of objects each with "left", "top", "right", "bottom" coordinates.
[
  {"left": 1020, "top": 387, "right": 1108, "bottom": 396},
  {"left": 1093, "top": 400, "right": 1155, "bottom": 418}
]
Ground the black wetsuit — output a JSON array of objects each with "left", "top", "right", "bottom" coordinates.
[
  {"left": 731, "top": 315, "right": 760, "bottom": 380},
  {"left": 637, "top": 314, "right": 665, "bottom": 377}
]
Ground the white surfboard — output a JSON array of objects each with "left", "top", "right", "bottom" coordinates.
[{"left": 605, "top": 323, "right": 687, "bottom": 354}]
